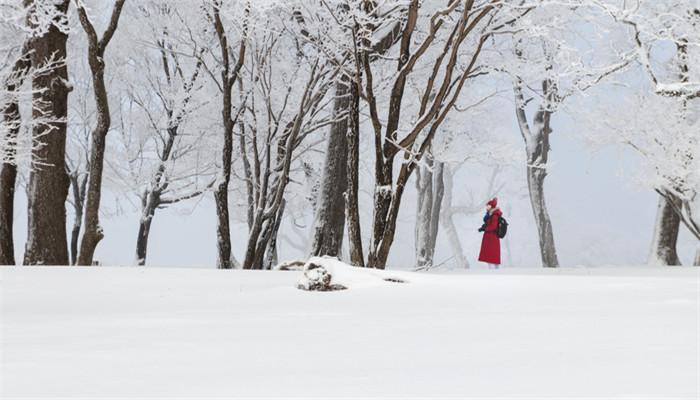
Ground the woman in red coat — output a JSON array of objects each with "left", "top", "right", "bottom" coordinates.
[{"left": 478, "top": 197, "right": 502, "bottom": 268}]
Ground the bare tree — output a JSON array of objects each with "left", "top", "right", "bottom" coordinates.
[
  {"left": 237, "top": 25, "right": 339, "bottom": 269},
  {"left": 64, "top": 57, "right": 99, "bottom": 265},
  {"left": 506, "top": 5, "right": 632, "bottom": 268},
  {"left": 126, "top": 42, "right": 213, "bottom": 266},
  {"left": 74, "top": 0, "right": 127, "bottom": 265},
  {"left": 356, "top": 0, "right": 524, "bottom": 269},
  {"left": 205, "top": 0, "right": 249, "bottom": 269}
]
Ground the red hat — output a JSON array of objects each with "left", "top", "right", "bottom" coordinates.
[{"left": 487, "top": 197, "right": 498, "bottom": 208}]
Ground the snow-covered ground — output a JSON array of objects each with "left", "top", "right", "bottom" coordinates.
[{"left": 1, "top": 264, "right": 698, "bottom": 399}]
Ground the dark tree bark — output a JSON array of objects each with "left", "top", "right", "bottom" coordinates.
[
  {"left": 0, "top": 142, "right": 18, "bottom": 265},
  {"left": 0, "top": 45, "right": 31, "bottom": 266},
  {"left": 263, "top": 199, "right": 285, "bottom": 270},
  {"left": 211, "top": 2, "right": 248, "bottom": 269},
  {"left": 309, "top": 77, "right": 350, "bottom": 259},
  {"left": 76, "top": 0, "right": 127, "bottom": 266},
  {"left": 23, "top": 0, "right": 71, "bottom": 265},
  {"left": 345, "top": 71, "right": 364, "bottom": 267},
  {"left": 135, "top": 184, "right": 210, "bottom": 266},
  {"left": 135, "top": 190, "right": 159, "bottom": 266},
  {"left": 648, "top": 193, "right": 682, "bottom": 265}
]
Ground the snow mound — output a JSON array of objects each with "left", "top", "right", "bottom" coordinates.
[{"left": 296, "top": 256, "right": 409, "bottom": 291}]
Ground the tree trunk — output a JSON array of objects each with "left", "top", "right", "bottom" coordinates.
[
  {"left": 415, "top": 158, "right": 445, "bottom": 269},
  {"left": 415, "top": 166, "right": 432, "bottom": 267},
  {"left": 214, "top": 75, "right": 234, "bottom": 269},
  {"left": 76, "top": 0, "right": 125, "bottom": 266},
  {"left": 0, "top": 157, "right": 17, "bottom": 265},
  {"left": 214, "top": 181, "right": 233, "bottom": 269},
  {"left": 515, "top": 79, "right": 560, "bottom": 268},
  {"left": 0, "top": 46, "right": 30, "bottom": 266},
  {"left": 309, "top": 77, "right": 350, "bottom": 258},
  {"left": 67, "top": 171, "right": 87, "bottom": 265},
  {"left": 77, "top": 115, "right": 108, "bottom": 266},
  {"left": 345, "top": 75, "right": 364, "bottom": 266},
  {"left": 648, "top": 194, "right": 682, "bottom": 265},
  {"left": 263, "top": 199, "right": 285, "bottom": 270},
  {"left": 23, "top": 0, "right": 71, "bottom": 265},
  {"left": 367, "top": 167, "right": 404, "bottom": 269},
  {"left": 135, "top": 191, "right": 159, "bottom": 266},
  {"left": 526, "top": 162, "right": 559, "bottom": 268},
  {"left": 135, "top": 215, "right": 153, "bottom": 267},
  {"left": 430, "top": 164, "right": 444, "bottom": 258},
  {"left": 250, "top": 220, "right": 274, "bottom": 270},
  {"left": 238, "top": 80, "right": 255, "bottom": 230},
  {"left": 440, "top": 166, "right": 468, "bottom": 269},
  {"left": 694, "top": 248, "right": 700, "bottom": 267},
  {"left": 211, "top": 5, "right": 247, "bottom": 269}
]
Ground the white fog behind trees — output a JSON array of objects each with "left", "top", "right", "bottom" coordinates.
[{"left": 1, "top": 0, "right": 699, "bottom": 269}]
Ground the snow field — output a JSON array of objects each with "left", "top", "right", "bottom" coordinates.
[{"left": 1, "top": 265, "right": 698, "bottom": 398}]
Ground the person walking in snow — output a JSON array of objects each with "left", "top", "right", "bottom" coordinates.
[{"left": 478, "top": 197, "right": 502, "bottom": 269}]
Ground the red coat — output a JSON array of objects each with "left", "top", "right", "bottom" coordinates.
[{"left": 478, "top": 208, "right": 502, "bottom": 264}]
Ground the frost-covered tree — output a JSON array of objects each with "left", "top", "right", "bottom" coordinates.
[
  {"left": 22, "top": 0, "right": 73, "bottom": 265},
  {"left": 73, "top": 0, "right": 127, "bottom": 266},
  {"left": 1, "top": 1, "right": 69, "bottom": 265},
  {"left": 591, "top": 1, "right": 700, "bottom": 262},
  {"left": 302, "top": 0, "right": 404, "bottom": 260},
  {"left": 203, "top": 0, "right": 250, "bottom": 269},
  {"left": 236, "top": 9, "right": 340, "bottom": 270},
  {"left": 110, "top": 1, "right": 217, "bottom": 266},
  {"left": 345, "top": 1, "right": 535, "bottom": 269},
  {"left": 496, "top": 2, "right": 632, "bottom": 268}
]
